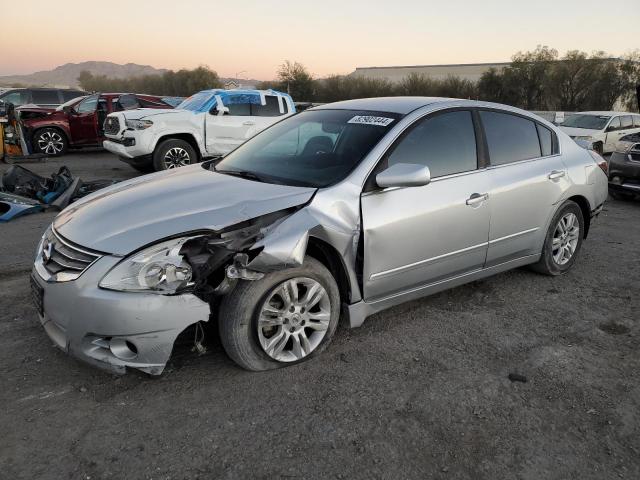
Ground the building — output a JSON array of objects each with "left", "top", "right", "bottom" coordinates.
[{"left": 351, "top": 62, "right": 510, "bottom": 83}]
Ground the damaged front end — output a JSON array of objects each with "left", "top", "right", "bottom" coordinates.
[{"left": 179, "top": 208, "right": 301, "bottom": 303}]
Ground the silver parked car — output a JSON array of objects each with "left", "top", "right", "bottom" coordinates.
[{"left": 31, "top": 97, "right": 608, "bottom": 374}]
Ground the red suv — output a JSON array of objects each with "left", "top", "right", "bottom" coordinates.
[{"left": 19, "top": 93, "right": 174, "bottom": 156}]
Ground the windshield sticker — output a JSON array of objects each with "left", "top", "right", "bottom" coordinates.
[{"left": 347, "top": 115, "right": 395, "bottom": 127}]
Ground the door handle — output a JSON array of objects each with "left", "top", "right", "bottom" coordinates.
[
  {"left": 466, "top": 193, "right": 489, "bottom": 206},
  {"left": 243, "top": 121, "right": 255, "bottom": 126},
  {"left": 548, "top": 170, "right": 566, "bottom": 180}
]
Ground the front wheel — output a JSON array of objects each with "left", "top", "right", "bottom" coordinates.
[
  {"left": 531, "top": 200, "right": 584, "bottom": 276},
  {"left": 218, "top": 257, "right": 340, "bottom": 371},
  {"left": 152, "top": 139, "right": 198, "bottom": 171},
  {"left": 32, "top": 128, "right": 68, "bottom": 156}
]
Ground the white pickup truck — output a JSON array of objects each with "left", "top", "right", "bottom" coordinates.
[{"left": 103, "top": 89, "right": 295, "bottom": 171}]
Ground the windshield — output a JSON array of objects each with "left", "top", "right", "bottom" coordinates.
[
  {"left": 55, "top": 95, "right": 87, "bottom": 111},
  {"left": 213, "top": 109, "right": 401, "bottom": 188},
  {"left": 177, "top": 91, "right": 215, "bottom": 112},
  {"left": 562, "top": 114, "right": 610, "bottom": 130}
]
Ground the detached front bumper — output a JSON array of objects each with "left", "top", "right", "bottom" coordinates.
[{"left": 32, "top": 253, "right": 210, "bottom": 375}]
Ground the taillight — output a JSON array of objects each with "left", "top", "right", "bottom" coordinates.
[{"left": 588, "top": 150, "right": 608, "bottom": 174}]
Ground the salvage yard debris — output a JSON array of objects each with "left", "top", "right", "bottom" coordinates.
[{"left": 0, "top": 164, "right": 118, "bottom": 222}]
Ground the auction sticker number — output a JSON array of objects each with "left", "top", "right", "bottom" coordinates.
[{"left": 347, "top": 116, "right": 395, "bottom": 127}]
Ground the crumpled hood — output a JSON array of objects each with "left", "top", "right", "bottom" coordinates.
[
  {"left": 53, "top": 165, "right": 316, "bottom": 255},
  {"left": 559, "top": 126, "right": 600, "bottom": 138}
]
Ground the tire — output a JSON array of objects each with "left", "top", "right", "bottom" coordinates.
[
  {"left": 152, "top": 138, "right": 198, "bottom": 171},
  {"left": 32, "top": 128, "right": 68, "bottom": 156},
  {"left": 593, "top": 142, "right": 604, "bottom": 156},
  {"left": 531, "top": 200, "right": 584, "bottom": 276},
  {"left": 218, "top": 257, "right": 340, "bottom": 371}
]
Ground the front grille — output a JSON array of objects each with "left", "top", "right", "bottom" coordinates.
[
  {"left": 41, "top": 228, "right": 102, "bottom": 280},
  {"left": 104, "top": 116, "right": 120, "bottom": 135}
]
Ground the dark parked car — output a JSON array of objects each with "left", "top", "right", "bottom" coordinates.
[
  {"left": 608, "top": 132, "right": 640, "bottom": 200},
  {"left": 19, "top": 93, "right": 175, "bottom": 156},
  {"left": 0, "top": 87, "right": 86, "bottom": 108}
]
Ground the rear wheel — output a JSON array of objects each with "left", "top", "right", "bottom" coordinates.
[
  {"left": 32, "top": 128, "right": 68, "bottom": 156},
  {"left": 152, "top": 138, "right": 198, "bottom": 171},
  {"left": 593, "top": 142, "right": 604, "bottom": 156},
  {"left": 218, "top": 257, "right": 340, "bottom": 371},
  {"left": 531, "top": 200, "right": 584, "bottom": 276}
]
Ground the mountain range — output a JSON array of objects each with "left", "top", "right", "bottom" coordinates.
[{"left": 0, "top": 61, "right": 170, "bottom": 88}]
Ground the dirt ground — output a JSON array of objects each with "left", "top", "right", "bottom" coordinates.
[{"left": 1, "top": 151, "right": 639, "bottom": 480}]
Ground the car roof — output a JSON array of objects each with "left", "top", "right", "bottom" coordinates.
[
  {"left": 311, "top": 97, "right": 459, "bottom": 114},
  {"left": 576, "top": 111, "right": 635, "bottom": 116}
]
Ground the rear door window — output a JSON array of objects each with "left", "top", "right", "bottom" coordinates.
[
  {"left": 386, "top": 110, "right": 478, "bottom": 178},
  {"left": 480, "top": 111, "right": 541, "bottom": 165},
  {"left": 620, "top": 116, "right": 633, "bottom": 130},
  {"left": 223, "top": 95, "right": 251, "bottom": 116},
  {"left": 31, "top": 89, "right": 61, "bottom": 105},
  {"left": 634, "top": 116, "right": 640, "bottom": 128},
  {"left": 251, "top": 96, "right": 284, "bottom": 116},
  {"left": 117, "top": 94, "right": 141, "bottom": 110}
]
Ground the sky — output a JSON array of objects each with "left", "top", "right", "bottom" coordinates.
[{"left": 2, "top": 0, "right": 639, "bottom": 79}]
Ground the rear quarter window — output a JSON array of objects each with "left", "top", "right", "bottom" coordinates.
[
  {"left": 480, "top": 111, "right": 541, "bottom": 165},
  {"left": 536, "top": 124, "right": 556, "bottom": 156}
]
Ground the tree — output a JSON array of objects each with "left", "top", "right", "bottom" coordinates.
[
  {"left": 621, "top": 50, "right": 640, "bottom": 111},
  {"left": 546, "top": 50, "right": 597, "bottom": 111},
  {"left": 504, "top": 45, "right": 558, "bottom": 109},
  {"left": 478, "top": 68, "right": 505, "bottom": 103},
  {"left": 276, "top": 61, "right": 315, "bottom": 101},
  {"left": 396, "top": 72, "right": 438, "bottom": 96},
  {"left": 77, "top": 66, "right": 222, "bottom": 96}
]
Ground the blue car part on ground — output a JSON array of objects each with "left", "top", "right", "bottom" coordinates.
[{"left": 0, "top": 192, "right": 43, "bottom": 222}]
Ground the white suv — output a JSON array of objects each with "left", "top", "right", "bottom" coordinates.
[
  {"left": 103, "top": 89, "right": 295, "bottom": 171},
  {"left": 559, "top": 111, "right": 640, "bottom": 155}
]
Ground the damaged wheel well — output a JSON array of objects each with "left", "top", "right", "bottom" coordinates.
[
  {"left": 567, "top": 195, "right": 591, "bottom": 238},
  {"left": 156, "top": 133, "right": 201, "bottom": 160},
  {"left": 306, "top": 237, "right": 352, "bottom": 304}
]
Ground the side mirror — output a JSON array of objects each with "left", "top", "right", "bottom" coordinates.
[
  {"left": 63, "top": 105, "right": 74, "bottom": 114},
  {"left": 209, "top": 107, "right": 218, "bottom": 116},
  {"left": 376, "top": 163, "right": 431, "bottom": 189},
  {"left": 606, "top": 125, "right": 616, "bottom": 132}
]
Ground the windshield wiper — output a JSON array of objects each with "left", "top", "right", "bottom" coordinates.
[{"left": 215, "top": 168, "right": 267, "bottom": 183}]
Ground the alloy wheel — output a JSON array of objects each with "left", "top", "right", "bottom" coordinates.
[
  {"left": 163, "top": 147, "right": 191, "bottom": 169},
  {"left": 552, "top": 212, "right": 580, "bottom": 265},
  {"left": 257, "top": 277, "right": 331, "bottom": 362},
  {"left": 37, "top": 131, "right": 64, "bottom": 155}
]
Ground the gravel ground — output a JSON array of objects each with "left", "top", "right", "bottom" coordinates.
[{"left": 1, "top": 152, "right": 639, "bottom": 480}]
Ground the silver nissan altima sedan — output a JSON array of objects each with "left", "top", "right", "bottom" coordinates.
[{"left": 31, "top": 97, "right": 608, "bottom": 374}]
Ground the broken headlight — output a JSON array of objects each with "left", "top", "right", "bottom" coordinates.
[
  {"left": 99, "top": 237, "right": 196, "bottom": 294},
  {"left": 125, "top": 119, "right": 153, "bottom": 130}
]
